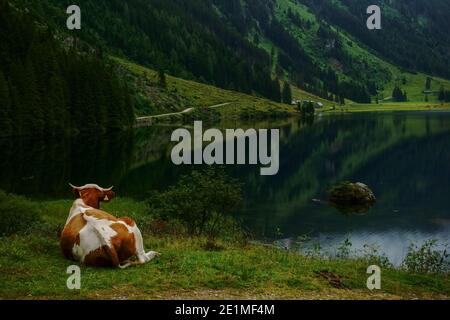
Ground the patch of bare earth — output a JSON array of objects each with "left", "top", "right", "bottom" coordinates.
[{"left": 82, "top": 286, "right": 449, "bottom": 300}]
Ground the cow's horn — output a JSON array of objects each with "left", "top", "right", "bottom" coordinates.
[
  {"left": 103, "top": 186, "right": 114, "bottom": 191},
  {"left": 69, "top": 183, "right": 82, "bottom": 190}
]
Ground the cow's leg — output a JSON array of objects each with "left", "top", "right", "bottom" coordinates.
[
  {"left": 145, "top": 251, "right": 160, "bottom": 260},
  {"left": 133, "top": 226, "right": 160, "bottom": 264},
  {"left": 118, "top": 251, "right": 159, "bottom": 269}
]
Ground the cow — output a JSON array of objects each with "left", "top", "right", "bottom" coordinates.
[{"left": 60, "top": 183, "right": 159, "bottom": 268}]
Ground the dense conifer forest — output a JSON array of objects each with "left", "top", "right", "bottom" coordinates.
[
  {"left": 0, "top": 0, "right": 134, "bottom": 138},
  {"left": 299, "top": 0, "right": 450, "bottom": 79}
]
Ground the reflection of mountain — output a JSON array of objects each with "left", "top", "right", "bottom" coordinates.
[
  {"left": 356, "top": 131, "right": 450, "bottom": 217},
  {"left": 241, "top": 113, "right": 450, "bottom": 238},
  {"left": 251, "top": 114, "right": 449, "bottom": 209},
  {"left": 120, "top": 119, "right": 305, "bottom": 197}
]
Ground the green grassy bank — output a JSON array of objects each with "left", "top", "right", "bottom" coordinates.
[{"left": 0, "top": 195, "right": 448, "bottom": 300}]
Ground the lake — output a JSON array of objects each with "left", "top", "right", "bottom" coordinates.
[{"left": 1, "top": 111, "right": 449, "bottom": 266}]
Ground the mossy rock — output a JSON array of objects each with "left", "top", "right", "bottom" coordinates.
[{"left": 328, "top": 182, "right": 376, "bottom": 215}]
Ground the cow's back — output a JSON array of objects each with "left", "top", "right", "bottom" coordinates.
[{"left": 60, "top": 213, "right": 86, "bottom": 260}]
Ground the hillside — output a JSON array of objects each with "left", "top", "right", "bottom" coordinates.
[
  {"left": 261, "top": 0, "right": 450, "bottom": 103},
  {"left": 7, "top": 0, "right": 450, "bottom": 121},
  {"left": 298, "top": 0, "right": 450, "bottom": 79},
  {"left": 114, "top": 57, "right": 332, "bottom": 118},
  {"left": 10, "top": 0, "right": 450, "bottom": 108}
]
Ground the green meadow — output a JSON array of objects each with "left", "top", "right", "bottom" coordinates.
[
  {"left": 0, "top": 195, "right": 448, "bottom": 300},
  {"left": 324, "top": 102, "right": 450, "bottom": 113}
]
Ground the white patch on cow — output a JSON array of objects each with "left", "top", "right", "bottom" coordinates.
[{"left": 72, "top": 215, "right": 119, "bottom": 262}]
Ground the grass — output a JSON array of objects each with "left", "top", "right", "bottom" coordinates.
[
  {"left": 0, "top": 196, "right": 449, "bottom": 300},
  {"left": 381, "top": 71, "right": 450, "bottom": 103},
  {"left": 322, "top": 102, "right": 450, "bottom": 114}
]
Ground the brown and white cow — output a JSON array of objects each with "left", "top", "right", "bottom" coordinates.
[{"left": 60, "top": 184, "right": 159, "bottom": 268}]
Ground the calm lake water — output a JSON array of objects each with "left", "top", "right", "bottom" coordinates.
[{"left": 1, "top": 111, "right": 449, "bottom": 266}]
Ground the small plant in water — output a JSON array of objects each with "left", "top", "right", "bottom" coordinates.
[
  {"left": 402, "top": 240, "right": 449, "bottom": 273},
  {"left": 336, "top": 238, "right": 352, "bottom": 259},
  {"left": 304, "top": 240, "right": 323, "bottom": 258},
  {"left": 360, "top": 244, "right": 392, "bottom": 268}
]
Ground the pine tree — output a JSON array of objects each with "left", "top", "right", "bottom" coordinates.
[
  {"left": 9, "top": 62, "right": 27, "bottom": 136},
  {"left": 47, "top": 75, "right": 68, "bottom": 134},
  {"left": 158, "top": 69, "right": 167, "bottom": 88},
  {"left": 392, "top": 86, "right": 406, "bottom": 102},
  {"left": 272, "top": 78, "right": 281, "bottom": 103},
  {"left": 425, "top": 77, "right": 431, "bottom": 91},
  {"left": 438, "top": 86, "right": 445, "bottom": 101},
  {"left": 0, "top": 70, "right": 12, "bottom": 137},
  {"left": 282, "top": 81, "right": 292, "bottom": 104}
]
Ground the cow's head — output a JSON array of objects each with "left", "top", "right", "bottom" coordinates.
[{"left": 69, "top": 183, "right": 116, "bottom": 209}]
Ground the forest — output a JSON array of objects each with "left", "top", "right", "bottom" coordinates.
[
  {"left": 299, "top": 0, "right": 450, "bottom": 79},
  {"left": 11, "top": 0, "right": 374, "bottom": 104},
  {"left": 0, "top": 0, "right": 134, "bottom": 138}
]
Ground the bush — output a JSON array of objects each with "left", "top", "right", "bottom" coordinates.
[
  {"left": 297, "top": 101, "right": 315, "bottom": 116},
  {"left": 148, "top": 168, "right": 243, "bottom": 239},
  {"left": 0, "top": 190, "right": 40, "bottom": 236},
  {"left": 402, "top": 240, "right": 449, "bottom": 273}
]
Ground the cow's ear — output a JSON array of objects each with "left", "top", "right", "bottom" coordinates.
[{"left": 102, "top": 190, "right": 115, "bottom": 202}]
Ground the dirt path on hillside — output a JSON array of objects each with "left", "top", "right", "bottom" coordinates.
[{"left": 136, "top": 102, "right": 231, "bottom": 123}]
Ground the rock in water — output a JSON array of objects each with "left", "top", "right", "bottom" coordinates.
[{"left": 328, "top": 181, "right": 376, "bottom": 214}]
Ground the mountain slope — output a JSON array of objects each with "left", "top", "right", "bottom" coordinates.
[
  {"left": 297, "top": 0, "right": 450, "bottom": 79},
  {"left": 114, "top": 57, "right": 332, "bottom": 118},
  {"left": 269, "top": 0, "right": 450, "bottom": 102},
  {"left": 10, "top": 0, "right": 450, "bottom": 107},
  {"left": 10, "top": 0, "right": 370, "bottom": 103}
]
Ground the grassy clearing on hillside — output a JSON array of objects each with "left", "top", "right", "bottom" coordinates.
[
  {"left": 112, "top": 57, "right": 330, "bottom": 118},
  {"left": 381, "top": 71, "right": 450, "bottom": 102},
  {"left": 0, "top": 196, "right": 448, "bottom": 300}
]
